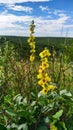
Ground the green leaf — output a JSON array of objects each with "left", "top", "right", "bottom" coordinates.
[
  {"left": 60, "top": 89, "right": 72, "bottom": 97},
  {"left": 0, "top": 124, "right": 7, "bottom": 130},
  {"left": 53, "top": 109, "right": 63, "bottom": 120},
  {"left": 23, "top": 98, "right": 27, "bottom": 105},
  {"left": 44, "top": 117, "right": 49, "bottom": 123},
  {"left": 18, "top": 123, "right": 28, "bottom": 130},
  {"left": 6, "top": 108, "right": 16, "bottom": 117},
  {"left": 38, "top": 92, "right": 43, "bottom": 98},
  {"left": 13, "top": 94, "right": 23, "bottom": 105},
  {"left": 31, "top": 101, "right": 36, "bottom": 106},
  {"left": 61, "top": 122, "right": 67, "bottom": 130}
]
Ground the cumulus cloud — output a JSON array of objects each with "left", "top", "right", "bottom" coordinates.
[
  {"left": 0, "top": 4, "right": 73, "bottom": 36},
  {"left": 0, "top": 8, "right": 73, "bottom": 37},
  {"left": 7, "top": 4, "right": 33, "bottom": 12}
]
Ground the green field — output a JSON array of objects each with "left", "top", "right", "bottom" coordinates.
[
  {"left": 0, "top": 36, "right": 73, "bottom": 60},
  {"left": 0, "top": 23, "right": 73, "bottom": 130}
]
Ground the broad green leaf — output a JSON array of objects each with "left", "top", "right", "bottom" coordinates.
[
  {"left": 61, "top": 122, "right": 67, "bottom": 130},
  {"left": 18, "top": 123, "right": 28, "bottom": 130},
  {"left": 38, "top": 92, "right": 42, "bottom": 98},
  {"left": 60, "top": 89, "right": 72, "bottom": 97},
  {"left": 6, "top": 108, "right": 16, "bottom": 117},
  {"left": 31, "top": 101, "right": 36, "bottom": 106},
  {"left": 44, "top": 117, "right": 49, "bottom": 123},
  {"left": 14, "top": 94, "right": 23, "bottom": 105},
  {"left": 53, "top": 109, "right": 63, "bottom": 120},
  {"left": 23, "top": 98, "right": 27, "bottom": 105}
]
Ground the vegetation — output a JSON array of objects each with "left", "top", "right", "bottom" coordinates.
[{"left": 0, "top": 21, "right": 73, "bottom": 130}]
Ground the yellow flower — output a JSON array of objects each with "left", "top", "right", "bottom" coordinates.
[
  {"left": 42, "top": 61, "right": 49, "bottom": 69},
  {"left": 37, "top": 73, "right": 51, "bottom": 83},
  {"left": 37, "top": 73, "right": 43, "bottom": 79},
  {"left": 38, "top": 66, "right": 44, "bottom": 73},
  {"left": 42, "top": 57, "right": 48, "bottom": 63},
  {"left": 47, "top": 84, "right": 56, "bottom": 91},
  {"left": 50, "top": 124, "right": 58, "bottom": 130},
  {"left": 38, "top": 78, "right": 47, "bottom": 86},
  {"left": 30, "top": 49, "right": 36, "bottom": 53},
  {"left": 45, "top": 74, "right": 51, "bottom": 82},
  {"left": 27, "top": 38, "right": 31, "bottom": 43},
  {"left": 29, "top": 42, "right": 35, "bottom": 47},
  {"left": 30, "top": 55, "right": 35, "bottom": 62},
  {"left": 39, "top": 48, "right": 51, "bottom": 58},
  {"left": 41, "top": 87, "right": 48, "bottom": 94}
]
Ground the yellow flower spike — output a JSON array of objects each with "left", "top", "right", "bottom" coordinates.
[
  {"left": 37, "top": 47, "right": 56, "bottom": 93},
  {"left": 27, "top": 20, "right": 36, "bottom": 62}
]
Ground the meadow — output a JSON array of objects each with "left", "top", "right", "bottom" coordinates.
[{"left": 0, "top": 21, "right": 73, "bottom": 130}]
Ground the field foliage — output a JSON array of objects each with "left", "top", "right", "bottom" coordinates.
[{"left": 0, "top": 21, "right": 73, "bottom": 130}]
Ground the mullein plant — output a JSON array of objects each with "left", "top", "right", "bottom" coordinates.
[
  {"left": 27, "top": 20, "right": 36, "bottom": 62},
  {"left": 37, "top": 48, "right": 56, "bottom": 94}
]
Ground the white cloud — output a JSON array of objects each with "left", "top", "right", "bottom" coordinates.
[
  {"left": 53, "top": 10, "right": 65, "bottom": 16},
  {"left": 0, "top": 0, "right": 51, "bottom": 4},
  {"left": 0, "top": 10, "right": 73, "bottom": 37},
  {"left": 7, "top": 4, "right": 33, "bottom": 12},
  {"left": 39, "top": 5, "right": 50, "bottom": 11},
  {"left": 0, "top": 11, "right": 34, "bottom": 36}
]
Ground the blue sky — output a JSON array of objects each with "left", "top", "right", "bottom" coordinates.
[{"left": 0, "top": 0, "right": 73, "bottom": 37}]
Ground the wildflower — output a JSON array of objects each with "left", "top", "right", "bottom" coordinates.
[
  {"left": 29, "top": 43, "right": 35, "bottom": 50},
  {"left": 38, "top": 78, "right": 47, "bottom": 86},
  {"left": 50, "top": 124, "right": 58, "bottom": 130},
  {"left": 41, "top": 87, "right": 48, "bottom": 94},
  {"left": 37, "top": 73, "right": 43, "bottom": 79},
  {"left": 47, "top": 84, "right": 56, "bottom": 91},
  {"left": 27, "top": 20, "right": 36, "bottom": 62},
  {"left": 45, "top": 75, "right": 51, "bottom": 82},
  {"left": 41, "top": 61, "right": 49, "bottom": 69},
  {"left": 37, "top": 48, "right": 56, "bottom": 94},
  {"left": 42, "top": 57, "right": 49, "bottom": 62},
  {"left": 30, "top": 55, "right": 35, "bottom": 62},
  {"left": 39, "top": 48, "right": 51, "bottom": 58},
  {"left": 38, "top": 65, "right": 44, "bottom": 73},
  {"left": 30, "top": 49, "right": 36, "bottom": 53}
]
